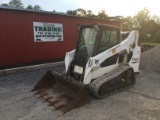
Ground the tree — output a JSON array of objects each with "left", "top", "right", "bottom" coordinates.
[
  {"left": 139, "top": 32, "right": 150, "bottom": 43},
  {"left": 151, "top": 15, "right": 160, "bottom": 25},
  {"left": 97, "top": 10, "right": 108, "bottom": 19},
  {"left": 141, "top": 20, "right": 158, "bottom": 34},
  {"left": 53, "top": 10, "right": 56, "bottom": 13},
  {"left": 26, "top": 5, "right": 33, "bottom": 9},
  {"left": 86, "top": 10, "right": 95, "bottom": 18},
  {"left": 121, "top": 16, "right": 134, "bottom": 30},
  {"left": 133, "top": 7, "right": 150, "bottom": 29},
  {"left": 66, "top": 8, "right": 96, "bottom": 18},
  {"left": 66, "top": 10, "right": 77, "bottom": 15},
  {"left": 153, "top": 31, "right": 160, "bottom": 43},
  {"left": 76, "top": 8, "right": 86, "bottom": 17},
  {"left": 34, "top": 5, "right": 41, "bottom": 10},
  {"left": 9, "top": 0, "right": 23, "bottom": 8},
  {"left": 0, "top": 3, "right": 9, "bottom": 7},
  {"left": 26, "top": 5, "right": 42, "bottom": 10},
  {"left": 109, "top": 16, "right": 123, "bottom": 21}
]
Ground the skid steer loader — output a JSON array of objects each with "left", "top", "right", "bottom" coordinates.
[{"left": 32, "top": 24, "right": 141, "bottom": 114}]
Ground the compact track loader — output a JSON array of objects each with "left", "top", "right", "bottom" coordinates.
[{"left": 33, "top": 24, "right": 141, "bottom": 114}]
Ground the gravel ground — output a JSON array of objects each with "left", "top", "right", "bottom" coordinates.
[{"left": 0, "top": 46, "right": 160, "bottom": 120}]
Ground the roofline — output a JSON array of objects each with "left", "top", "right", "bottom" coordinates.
[
  {"left": 0, "top": 6, "right": 121, "bottom": 23},
  {"left": 78, "top": 23, "right": 120, "bottom": 28}
]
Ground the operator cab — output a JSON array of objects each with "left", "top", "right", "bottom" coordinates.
[{"left": 70, "top": 24, "right": 121, "bottom": 81}]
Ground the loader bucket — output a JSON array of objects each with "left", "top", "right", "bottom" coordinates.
[{"left": 32, "top": 70, "right": 91, "bottom": 114}]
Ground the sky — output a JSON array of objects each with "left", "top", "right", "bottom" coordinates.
[{"left": 0, "top": 0, "right": 160, "bottom": 17}]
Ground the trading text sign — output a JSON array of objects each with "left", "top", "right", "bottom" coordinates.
[{"left": 33, "top": 22, "right": 63, "bottom": 42}]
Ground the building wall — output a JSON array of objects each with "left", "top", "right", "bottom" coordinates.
[{"left": 0, "top": 8, "right": 121, "bottom": 68}]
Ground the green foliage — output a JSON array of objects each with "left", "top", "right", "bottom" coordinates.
[
  {"left": 0, "top": 3, "right": 9, "bottom": 6},
  {"left": 141, "top": 20, "right": 158, "bottom": 34},
  {"left": 1, "top": 0, "right": 42, "bottom": 10},
  {"left": 1, "top": 0, "right": 24, "bottom": 8},
  {"left": 76, "top": 8, "right": 86, "bottom": 17},
  {"left": 133, "top": 7, "right": 150, "bottom": 30},
  {"left": 121, "top": 16, "right": 134, "bottom": 30},
  {"left": 26, "top": 5, "right": 33, "bottom": 9},
  {"left": 139, "top": 32, "right": 150, "bottom": 43},
  {"left": 153, "top": 31, "right": 160, "bottom": 43},
  {"left": 9, "top": 0, "right": 23, "bottom": 8},
  {"left": 66, "top": 10, "right": 77, "bottom": 15},
  {"left": 66, "top": 8, "right": 95, "bottom": 18},
  {"left": 86, "top": 10, "right": 95, "bottom": 17},
  {"left": 117, "top": 8, "right": 160, "bottom": 43},
  {"left": 151, "top": 15, "right": 160, "bottom": 25},
  {"left": 26, "top": 5, "right": 41, "bottom": 10},
  {"left": 53, "top": 10, "right": 56, "bottom": 13},
  {"left": 65, "top": 7, "right": 160, "bottom": 44},
  {"left": 33, "top": 5, "right": 41, "bottom": 10},
  {"left": 97, "top": 10, "right": 108, "bottom": 19}
]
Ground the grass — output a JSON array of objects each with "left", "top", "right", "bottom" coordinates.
[{"left": 140, "top": 43, "right": 160, "bottom": 46}]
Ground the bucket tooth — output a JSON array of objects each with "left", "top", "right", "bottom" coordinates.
[
  {"left": 50, "top": 99, "right": 60, "bottom": 106},
  {"left": 43, "top": 95, "right": 54, "bottom": 100},
  {"left": 40, "top": 93, "right": 49, "bottom": 98},
  {"left": 37, "top": 94, "right": 44, "bottom": 99},
  {"left": 47, "top": 97, "right": 57, "bottom": 103},
  {"left": 39, "top": 91, "right": 48, "bottom": 95},
  {"left": 33, "top": 89, "right": 44, "bottom": 95},
  {"left": 33, "top": 91, "right": 39, "bottom": 95},
  {"left": 32, "top": 71, "right": 91, "bottom": 113},
  {"left": 47, "top": 96, "right": 54, "bottom": 100},
  {"left": 54, "top": 102, "right": 67, "bottom": 110},
  {"left": 36, "top": 89, "right": 46, "bottom": 93}
]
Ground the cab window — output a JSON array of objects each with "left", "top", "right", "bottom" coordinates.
[{"left": 97, "top": 30, "right": 119, "bottom": 53}]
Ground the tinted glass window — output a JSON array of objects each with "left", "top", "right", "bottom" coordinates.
[
  {"left": 75, "top": 28, "right": 97, "bottom": 64},
  {"left": 97, "top": 30, "right": 118, "bottom": 53}
]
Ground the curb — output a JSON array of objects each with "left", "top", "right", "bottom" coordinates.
[{"left": 0, "top": 61, "right": 64, "bottom": 75}]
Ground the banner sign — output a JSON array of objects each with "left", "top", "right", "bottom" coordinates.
[{"left": 33, "top": 22, "right": 63, "bottom": 42}]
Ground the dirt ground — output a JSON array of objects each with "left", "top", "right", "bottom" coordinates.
[{"left": 0, "top": 46, "right": 160, "bottom": 120}]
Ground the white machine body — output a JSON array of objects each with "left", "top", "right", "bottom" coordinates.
[{"left": 65, "top": 30, "right": 141, "bottom": 85}]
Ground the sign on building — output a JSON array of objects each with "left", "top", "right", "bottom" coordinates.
[{"left": 33, "top": 22, "right": 63, "bottom": 42}]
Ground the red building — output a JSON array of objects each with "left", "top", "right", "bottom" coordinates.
[{"left": 0, "top": 7, "right": 121, "bottom": 68}]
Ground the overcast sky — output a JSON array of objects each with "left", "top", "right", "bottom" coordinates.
[{"left": 0, "top": 0, "right": 159, "bottom": 16}]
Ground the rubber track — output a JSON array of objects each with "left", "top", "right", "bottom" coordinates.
[{"left": 89, "top": 64, "right": 135, "bottom": 99}]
